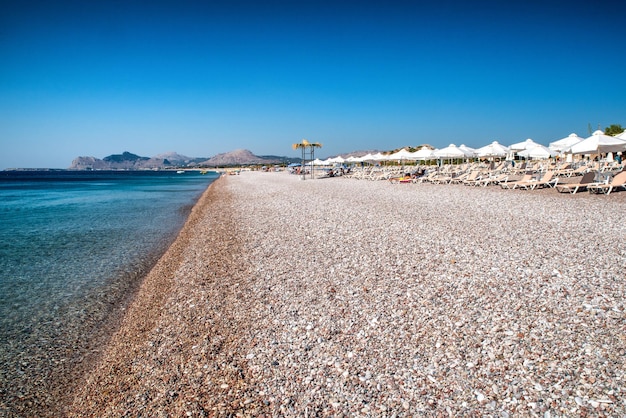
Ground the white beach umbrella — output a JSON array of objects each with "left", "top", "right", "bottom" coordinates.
[
  {"left": 346, "top": 156, "right": 363, "bottom": 163},
  {"left": 434, "top": 144, "right": 470, "bottom": 159},
  {"left": 569, "top": 130, "right": 626, "bottom": 154},
  {"left": 517, "top": 144, "right": 556, "bottom": 159},
  {"left": 311, "top": 158, "right": 326, "bottom": 166},
  {"left": 616, "top": 130, "right": 626, "bottom": 140},
  {"left": 369, "top": 152, "right": 387, "bottom": 161},
  {"left": 475, "top": 141, "right": 510, "bottom": 158},
  {"left": 411, "top": 147, "right": 436, "bottom": 161},
  {"left": 549, "top": 133, "right": 585, "bottom": 153},
  {"left": 359, "top": 153, "right": 385, "bottom": 164},
  {"left": 458, "top": 144, "right": 476, "bottom": 157},
  {"left": 387, "top": 148, "right": 417, "bottom": 161},
  {"left": 433, "top": 144, "right": 472, "bottom": 167},
  {"left": 386, "top": 149, "right": 415, "bottom": 170},
  {"left": 510, "top": 138, "right": 542, "bottom": 151}
]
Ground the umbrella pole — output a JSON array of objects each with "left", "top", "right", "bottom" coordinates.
[
  {"left": 311, "top": 147, "right": 315, "bottom": 179},
  {"left": 301, "top": 147, "right": 306, "bottom": 180}
]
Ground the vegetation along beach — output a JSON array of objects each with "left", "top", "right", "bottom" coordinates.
[{"left": 60, "top": 170, "right": 626, "bottom": 416}]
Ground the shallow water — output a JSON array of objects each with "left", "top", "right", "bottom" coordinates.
[{"left": 0, "top": 170, "right": 219, "bottom": 415}]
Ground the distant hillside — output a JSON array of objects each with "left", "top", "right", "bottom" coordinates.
[
  {"left": 199, "top": 149, "right": 298, "bottom": 166},
  {"left": 69, "top": 150, "right": 299, "bottom": 170},
  {"left": 337, "top": 149, "right": 382, "bottom": 158},
  {"left": 152, "top": 152, "right": 208, "bottom": 166},
  {"left": 70, "top": 152, "right": 173, "bottom": 170}
]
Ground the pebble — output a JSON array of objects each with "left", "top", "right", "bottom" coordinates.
[{"left": 66, "top": 171, "right": 626, "bottom": 417}]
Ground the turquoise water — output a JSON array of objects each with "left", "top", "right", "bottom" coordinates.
[{"left": 0, "top": 170, "right": 219, "bottom": 414}]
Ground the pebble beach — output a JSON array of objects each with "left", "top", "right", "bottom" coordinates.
[{"left": 67, "top": 170, "right": 625, "bottom": 417}]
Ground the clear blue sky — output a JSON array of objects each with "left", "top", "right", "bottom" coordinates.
[{"left": 1, "top": 0, "right": 625, "bottom": 169}]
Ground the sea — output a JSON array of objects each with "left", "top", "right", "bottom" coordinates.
[{"left": 0, "top": 169, "right": 220, "bottom": 415}]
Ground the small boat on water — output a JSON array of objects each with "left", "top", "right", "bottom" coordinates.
[{"left": 176, "top": 170, "right": 185, "bottom": 174}]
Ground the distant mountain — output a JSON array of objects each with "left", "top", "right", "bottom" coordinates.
[
  {"left": 152, "top": 152, "right": 208, "bottom": 165},
  {"left": 69, "top": 149, "right": 299, "bottom": 170},
  {"left": 199, "top": 149, "right": 294, "bottom": 166},
  {"left": 69, "top": 156, "right": 111, "bottom": 170},
  {"left": 153, "top": 151, "right": 192, "bottom": 161},
  {"left": 102, "top": 151, "right": 147, "bottom": 164},
  {"left": 70, "top": 152, "right": 173, "bottom": 170}
]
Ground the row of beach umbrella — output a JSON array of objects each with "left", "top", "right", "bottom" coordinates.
[{"left": 312, "top": 130, "right": 626, "bottom": 165}]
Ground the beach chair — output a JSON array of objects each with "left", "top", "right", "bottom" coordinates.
[
  {"left": 456, "top": 171, "right": 479, "bottom": 185},
  {"left": 516, "top": 171, "right": 557, "bottom": 190},
  {"left": 501, "top": 174, "right": 532, "bottom": 189},
  {"left": 564, "top": 165, "right": 590, "bottom": 177},
  {"left": 389, "top": 175, "right": 414, "bottom": 184},
  {"left": 553, "top": 163, "right": 571, "bottom": 174},
  {"left": 554, "top": 172, "right": 596, "bottom": 194},
  {"left": 417, "top": 171, "right": 438, "bottom": 183},
  {"left": 510, "top": 162, "right": 527, "bottom": 174},
  {"left": 474, "top": 173, "right": 508, "bottom": 187},
  {"left": 368, "top": 170, "right": 387, "bottom": 181},
  {"left": 431, "top": 173, "right": 454, "bottom": 184},
  {"left": 553, "top": 163, "right": 571, "bottom": 176},
  {"left": 587, "top": 171, "right": 626, "bottom": 195},
  {"left": 448, "top": 171, "right": 470, "bottom": 184}
]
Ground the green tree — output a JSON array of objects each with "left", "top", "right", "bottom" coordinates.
[{"left": 604, "top": 124, "right": 624, "bottom": 136}]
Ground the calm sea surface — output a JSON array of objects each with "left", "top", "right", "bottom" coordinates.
[{"left": 0, "top": 170, "right": 219, "bottom": 414}]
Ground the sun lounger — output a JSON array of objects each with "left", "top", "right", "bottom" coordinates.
[
  {"left": 558, "top": 165, "right": 589, "bottom": 177},
  {"left": 431, "top": 173, "right": 454, "bottom": 184},
  {"left": 587, "top": 171, "right": 626, "bottom": 195},
  {"left": 553, "top": 163, "right": 572, "bottom": 176},
  {"left": 473, "top": 173, "right": 508, "bottom": 187},
  {"left": 456, "top": 171, "right": 480, "bottom": 185},
  {"left": 448, "top": 172, "right": 470, "bottom": 184},
  {"left": 389, "top": 176, "right": 414, "bottom": 184},
  {"left": 554, "top": 172, "right": 596, "bottom": 194},
  {"left": 501, "top": 174, "right": 532, "bottom": 189},
  {"left": 417, "top": 171, "right": 438, "bottom": 183},
  {"left": 515, "top": 171, "right": 557, "bottom": 190}
]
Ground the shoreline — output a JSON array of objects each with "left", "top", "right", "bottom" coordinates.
[
  {"left": 68, "top": 172, "right": 625, "bottom": 416},
  {"left": 0, "top": 172, "right": 217, "bottom": 417},
  {"left": 0, "top": 175, "right": 216, "bottom": 418},
  {"left": 67, "top": 174, "right": 247, "bottom": 415}
]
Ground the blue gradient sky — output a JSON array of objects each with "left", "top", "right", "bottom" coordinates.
[{"left": 1, "top": 0, "right": 625, "bottom": 168}]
